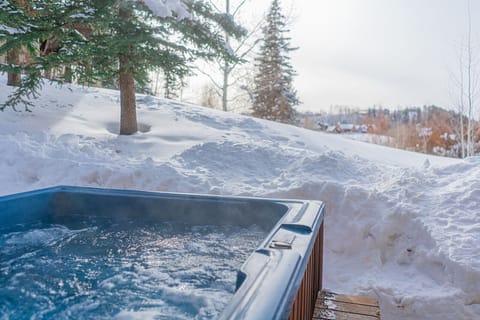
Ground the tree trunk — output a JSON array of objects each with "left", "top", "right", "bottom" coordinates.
[
  {"left": 222, "top": 64, "right": 229, "bottom": 111},
  {"left": 64, "top": 66, "right": 73, "bottom": 83},
  {"left": 460, "top": 113, "right": 465, "bottom": 158},
  {"left": 466, "top": 0, "right": 474, "bottom": 157},
  {"left": 221, "top": 0, "right": 230, "bottom": 112},
  {"left": 7, "top": 47, "right": 21, "bottom": 87},
  {"left": 118, "top": 6, "right": 137, "bottom": 135},
  {"left": 119, "top": 53, "right": 137, "bottom": 135},
  {"left": 7, "top": 0, "right": 24, "bottom": 87}
]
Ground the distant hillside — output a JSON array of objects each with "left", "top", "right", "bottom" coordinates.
[{"left": 298, "top": 105, "right": 479, "bottom": 158}]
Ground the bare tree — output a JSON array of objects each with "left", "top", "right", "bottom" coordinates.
[
  {"left": 151, "top": 68, "right": 184, "bottom": 99},
  {"left": 199, "top": 83, "right": 220, "bottom": 109},
  {"left": 199, "top": 0, "right": 264, "bottom": 112},
  {"left": 465, "top": 0, "right": 479, "bottom": 156},
  {"left": 458, "top": 50, "right": 466, "bottom": 158},
  {"left": 450, "top": 0, "right": 479, "bottom": 157}
]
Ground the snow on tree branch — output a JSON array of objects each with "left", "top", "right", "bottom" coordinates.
[
  {"left": 139, "top": 0, "right": 191, "bottom": 20},
  {"left": 0, "top": 25, "right": 26, "bottom": 35}
]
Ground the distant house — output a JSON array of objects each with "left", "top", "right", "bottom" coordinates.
[
  {"left": 1, "top": 23, "right": 92, "bottom": 80},
  {"left": 326, "top": 125, "right": 337, "bottom": 133},
  {"left": 318, "top": 123, "right": 329, "bottom": 131},
  {"left": 335, "top": 123, "right": 355, "bottom": 133},
  {"left": 0, "top": 43, "right": 30, "bottom": 65}
]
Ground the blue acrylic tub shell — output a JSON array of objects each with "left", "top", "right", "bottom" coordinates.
[{"left": 0, "top": 186, "right": 325, "bottom": 320}]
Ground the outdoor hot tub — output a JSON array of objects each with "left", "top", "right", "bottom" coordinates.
[{"left": 0, "top": 186, "right": 325, "bottom": 319}]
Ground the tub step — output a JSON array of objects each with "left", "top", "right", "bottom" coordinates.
[{"left": 312, "top": 291, "right": 381, "bottom": 320}]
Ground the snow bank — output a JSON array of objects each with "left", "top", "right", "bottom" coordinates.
[{"left": 1, "top": 76, "right": 479, "bottom": 319}]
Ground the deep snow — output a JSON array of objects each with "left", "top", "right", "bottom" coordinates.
[{"left": 1, "top": 77, "right": 479, "bottom": 319}]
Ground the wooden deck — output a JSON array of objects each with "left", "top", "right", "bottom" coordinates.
[{"left": 313, "top": 291, "right": 381, "bottom": 320}]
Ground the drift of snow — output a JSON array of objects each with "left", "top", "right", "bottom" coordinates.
[{"left": 1, "top": 74, "right": 479, "bottom": 319}]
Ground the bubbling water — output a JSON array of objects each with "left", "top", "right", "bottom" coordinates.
[{"left": 0, "top": 220, "right": 267, "bottom": 319}]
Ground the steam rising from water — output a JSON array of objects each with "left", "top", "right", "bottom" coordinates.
[{"left": 0, "top": 221, "right": 267, "bottom": 319}]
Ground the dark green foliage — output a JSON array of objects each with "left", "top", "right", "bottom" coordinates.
[
  {"left": 0, "top": 0, "right": 245, "bottom": 112},
  {"left": 252, "top": 0, "right": 299, "bottom": 124}
]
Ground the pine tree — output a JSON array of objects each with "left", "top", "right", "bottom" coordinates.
[
  {"left": 252, "top": 0, "right": 299, "bottom": 124},
  {"left": 0, "top": 0, "right": 244, "bottom": 134}
]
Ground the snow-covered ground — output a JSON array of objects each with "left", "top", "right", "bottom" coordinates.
[
  {"left": 342, "top": 132, "right": 394, "bottom": 146},
  {"left": 1, "top": 76, "right": 479, "bottom": 319}
]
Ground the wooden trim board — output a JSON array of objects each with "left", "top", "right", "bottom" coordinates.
[{"left": 313, "top": 291, "right": 381, "bottom": 320}]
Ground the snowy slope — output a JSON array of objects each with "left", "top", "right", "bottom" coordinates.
[{"left": 1, "top": 77, "right": 479, "bottom": 319}]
